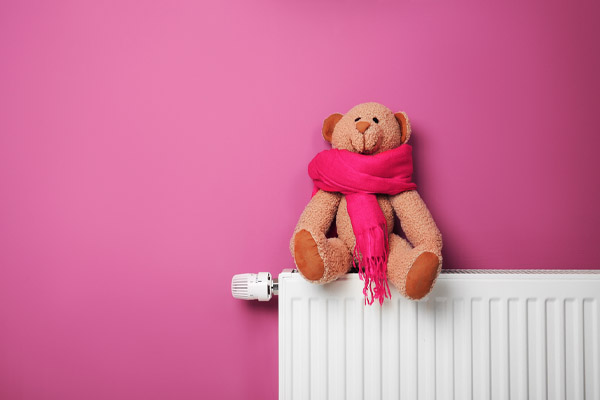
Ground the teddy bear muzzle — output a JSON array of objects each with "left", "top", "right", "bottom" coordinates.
[{"left": 352, "top": 121, "right": 383, "bottom": 154}]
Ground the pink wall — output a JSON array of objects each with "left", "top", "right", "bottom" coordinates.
[{"left": 1, "top": 0, "right": 599, "bottom": 398}]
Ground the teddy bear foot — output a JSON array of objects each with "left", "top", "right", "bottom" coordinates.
[
  {"left": 294, "top": 230, "right": 325, "bottom": 281},
  {"left": 405, "top": 252, "right": 439, "bottom": 300}
]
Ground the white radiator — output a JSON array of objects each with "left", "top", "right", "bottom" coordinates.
[{"left": 277, "top": 270, "right": 600, "bottom": 400}]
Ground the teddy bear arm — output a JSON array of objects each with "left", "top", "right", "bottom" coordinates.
[
  {"left": 290, "top": 190, "right": 342, "bottom": 270},
  {"left": 292, "top": 190, "right": 342, "bottom": 235},
  {"left": 388, "top": 190, "right": 443, "bottom": 299},
  {"left": 390, "top": 190, "right": 442, "bottom": 251},
  {"left": 290, "top": 190, "right": 348, "bottom": 282}
]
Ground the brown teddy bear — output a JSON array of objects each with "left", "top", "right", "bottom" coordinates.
[{"left": 290, "top": 102, "right": 442, "bottom": 304}]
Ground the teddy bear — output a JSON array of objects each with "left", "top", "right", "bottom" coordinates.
[{"left": 290, "top": 102, "right": 442, "bottom": 304}]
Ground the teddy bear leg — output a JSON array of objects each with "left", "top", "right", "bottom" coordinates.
[
  {"left": 293, "top": 229, "right": 352, "bottom": 284},
  {"left": 387, "top": 233, "right": 442, "bottom": 300}
]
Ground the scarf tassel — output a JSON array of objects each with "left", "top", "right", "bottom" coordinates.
[{"left": 352, "top": 223, "right": 391, "bottom": 305}]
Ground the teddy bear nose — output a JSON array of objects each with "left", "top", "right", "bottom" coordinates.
[{"left": 356, "top": 121, "right": 371, "bottom": 134}]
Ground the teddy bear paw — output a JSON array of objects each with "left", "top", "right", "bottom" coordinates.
[
  {"left": 405, "top": 252, "right": 439, "bottom": 299},
  {"left": 293, "top": 230, "right": 325, "bottom": 281}
]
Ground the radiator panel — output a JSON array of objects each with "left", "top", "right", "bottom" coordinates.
[{"left": 278, "top": 271, "right": 600, "bottom": 400}]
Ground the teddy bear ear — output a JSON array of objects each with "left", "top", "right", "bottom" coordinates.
[
  {"left": 394, "top": 111, "right": 412, "bottom": 143},
  {"left": 322, "top": 113, "right": 343, "bottom": 143}
]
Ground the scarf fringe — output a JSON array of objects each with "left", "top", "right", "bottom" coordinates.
[{"left": 353, "top": 223, "right": 391, "bottom": 305}]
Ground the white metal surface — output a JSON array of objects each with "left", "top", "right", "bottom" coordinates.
[{"left": 278, "top": 270, "right": 600, "bottom": 400}]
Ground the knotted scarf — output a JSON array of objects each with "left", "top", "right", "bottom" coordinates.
[{"left": 308, "top": 145, "right": 417, "bottom": 305}]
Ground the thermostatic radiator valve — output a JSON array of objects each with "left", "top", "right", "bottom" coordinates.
[{"left": 231, "top": 272, "right": 278, "bottom": 301}]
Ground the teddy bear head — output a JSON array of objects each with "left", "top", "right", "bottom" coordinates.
[{"left": 321, "top": 102, "right": 411, "bottom": 155}]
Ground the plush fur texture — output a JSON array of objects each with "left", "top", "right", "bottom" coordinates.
[{"left": 291, "top": 102, "right": 443, "bottom": 300}]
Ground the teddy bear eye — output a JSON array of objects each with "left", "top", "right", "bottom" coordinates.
[
  {"left": 372, "top": 117, "right": 379, "bottom": 123},
  {"left": 354, "top": 117, "right": 361, "bottom": 122}
]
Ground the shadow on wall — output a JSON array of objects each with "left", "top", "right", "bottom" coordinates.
[
  {"left": 399, "top": 123, "right": 460, "bottom": 271},
  {"left": 244, "top": 296, "right": 279, "bottom": 312}
]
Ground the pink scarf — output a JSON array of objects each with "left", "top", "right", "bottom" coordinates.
[{"left": 308, "top": 145, "right": 417, "bottom": 305}]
